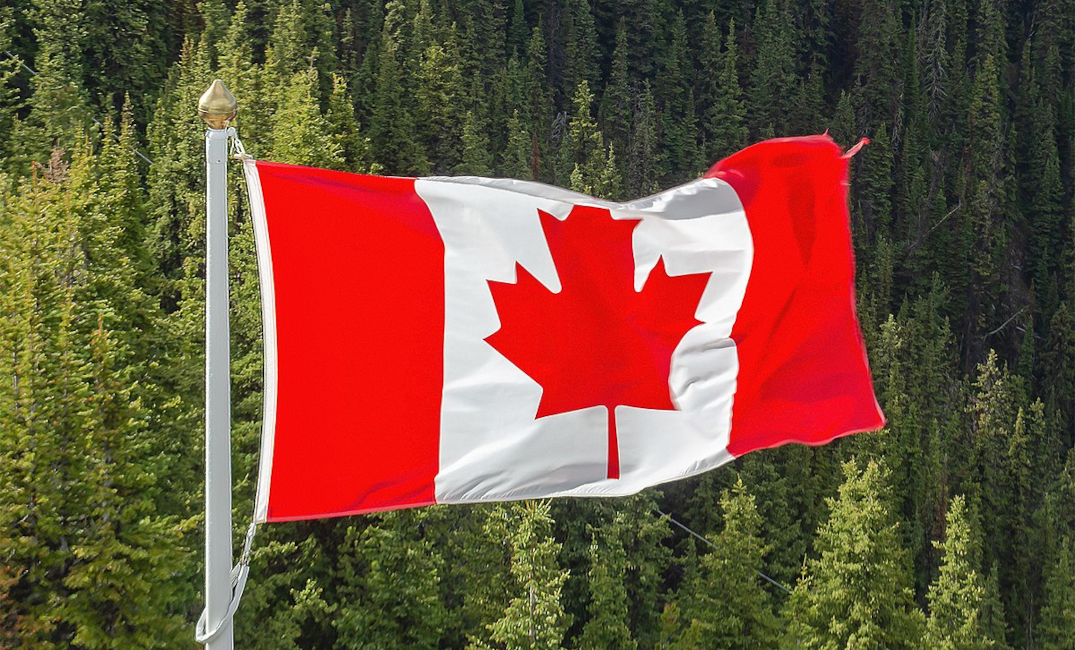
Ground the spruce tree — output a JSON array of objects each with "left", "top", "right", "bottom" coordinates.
[
  {"left": 562, "top": 0, "right": 600, "bottom": 105},
  {"left": 598, "top": 21, "right": 631, "bottom": 165},
  {"left": 673, "top": 478, "right": 778, "bottom": 650},
  {"left": 416, "top": 26, "right": 466, "bottom": 173},
  {"left": 472, "top": 501, "right": 570, "bottom": 650},
  {"left": 698, "top": 15, "right": 746, "bottom": 161},
  {"left": 653, "top": 9, "right": 697, "bottom": 183},
  {"left": 924, "top": 495, "right": 996, "bottom": 649},
  {"left": 369, "top": 28, "right": 427, "bottom": 174},
  {"left": 1036, "top": 538, "right": 1075, "bottom": 649},
  {"left": 24, "top": 0, "right": 90, "bottom": 158},
  {"left": 326, "top": 72, "right": 373, "bottom": 173},
  {"left": 335, "top": 511, "right": 448, "bottom": 650},
  {"left": 271, "top": 68, "right": 343, "bottom": 169},
  {"left": 577, "top": 514, "right": 636, "bottom": 650},
  {"left": 560, "top": 80, "right": 608, "bottom": 192},
  {"left": 501, "top": 109, "right": 534, "bottom": 179},
  {"left": 457, "top": 110, "right": 494, "bottom": 176},
  {"left": 785, "top": 460, "right": 925, "bottom": 650},
  {"left": 0, "top": 8, "right": 24, "bottom": 169},
  {"left": 748, "top": 0, "right": 796, "bottom": 139},
  {"left": 0, "top": 142, "right": 186, "bottom": 648},
  {"left": 625, "top": 82, "right": 659, "bottom": 197}
]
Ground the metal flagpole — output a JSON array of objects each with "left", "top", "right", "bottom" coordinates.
[{"left": 198, "top": 79, "right": 238, "bottom": 650}]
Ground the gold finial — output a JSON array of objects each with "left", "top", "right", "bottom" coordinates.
[{"left": 198, "top": 79, "right": 237, "bottom": 129}]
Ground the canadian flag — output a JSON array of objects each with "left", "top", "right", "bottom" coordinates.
[{"left": 244, "top": 135, "right": 884, "bottom": 523}]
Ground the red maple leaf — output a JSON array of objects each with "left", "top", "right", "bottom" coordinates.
[{"left": 485, "top": 205, "right": 712, "bottom": 479}]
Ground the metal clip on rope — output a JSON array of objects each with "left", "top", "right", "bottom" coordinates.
[{"left": 195, "top": 522, "right": 257, "bottom": 644}]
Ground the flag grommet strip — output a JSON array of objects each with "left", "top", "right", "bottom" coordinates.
[{"left": 241, "top": 157, "right": 279, "bottom": 525}]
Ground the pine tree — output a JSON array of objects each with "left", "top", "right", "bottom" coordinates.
[
  {"left": 785, "top": 460, "right": 925, "bottom": 650},
  {"left": 924, "top": 495, "right": 996, "bottom": 649},
  {"left": 472, "top": 501, "right": 570, "bottom": 650},
  {"left": 577, "top": 514, "right": 636, "bottom": 650},
  {"left": 1036, "top": 538, "right": 1075, "bottom": 649},
  {"left": 673, "top": 478, "right": 778, "bottom": 650},
  {"left": 271, "top": 68, "right": 343, "bottom": 169},
  {"left": 335, "top": 511, "right": 448, "bottom": 649},
  {"left": 698, "top": 15, "right": 746, "bottom": 161}
]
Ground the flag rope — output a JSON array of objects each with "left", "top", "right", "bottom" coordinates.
[{"left": 195, "top": 522, "right": 257, "bottom": 644}]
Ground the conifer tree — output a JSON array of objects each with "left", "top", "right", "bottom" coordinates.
[
  {"left": 924, "top": 495, "right": 996, "bottom": 649},
  {"left": 370, "top": 28, "right": 427, "bottom": 175},
  {"left": 577, "top": 514, "right": 636, "bottom": 650},
  {"left": 265, "top": 0, "right": 337, "bottom": 98},
  {"left": 507, "top": 0, "right": 528, "bottom": 58},
  {"left": 335, "top": 511, "right": 448, "bottom": 650},
  {"left": 1036, "top": 538, "right": 1075, "bottom": 649},
  {"left": 271, "top": 68, "right": 343, "bottom": 170},
  {"left": 458, "top": 110, "right": 494, "bottom": 176},
  {"left": 748, "top": 0, "right": 797, "bottom": 138},
  {"left": 698, "top": 15, "right": 746, "bottom": 161},
  {"left": 785, "top": 460, "right": 925, "bottom": 650},
  {"left": 219, "top": 1, "right": 271, "bottom": 154},
  {"left": 560, "top": 80, "right": 608, "bottom": 191},
  {"left": 472, "top": 501, "right": 570, "bottom": 650},
  {"left": 625, "top": 82, "right": 659, "bottom": 197},
  {"left": 0, "top": 8, "right": 24, "bottom": 168},
  {"left": 673, "top": 478, "right": 778, "bottom": 650},
  {"left": 501, "top": 109, "right": 534, "bottom": 179},
  {"left": 654, "top": 9, "right": 697, "bottom": 183},
  {"left": 598, "top": 21, "right": 631, "bottom": 164},
  {"left": 563, "top": 0, "right": 600, "bottom": 103},
  {"left": 326, "top": 72, "right": 373, "bottom": 173},
  {"left": 0, "top": 143, "right": 186, "bottom": 648},
  {"left": 24, "top": 0, "right": 90, "bottom": 157},
  {"left": 523, "top": 26, "right": 552, "bottom": 178},
  {"left": 416, "top": 27, "right": 466, "bottom": 173}
]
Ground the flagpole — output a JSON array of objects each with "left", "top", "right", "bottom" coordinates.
[{"left": 198, "top": 79, "right": 238, "bottom": 650}]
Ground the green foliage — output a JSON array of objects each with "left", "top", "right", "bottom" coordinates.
[
  {"left": 785, "top": 460, "right": 925, "bottom": 650},
  {"left": 671, "top": 479, "right": 778, "bottom": 650},
  {"left": 3, "top": 1, "right": 1073, "bottom": 647},
  {"left": 924, "top": 496, "right": 998, "bottom": 649},
  {"left": 472, "top": 501, "right": 570, "bottom": 650},
  {"left": 577, "top": 513, "right": 636, "bottom": 650},
  {"left": 1036, "top": 538, "right": 1075, "bottom": 649}
]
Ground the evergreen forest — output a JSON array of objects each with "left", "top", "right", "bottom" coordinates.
[{"left": 0, "top": 0, "right": 1073, "bottom": 647}]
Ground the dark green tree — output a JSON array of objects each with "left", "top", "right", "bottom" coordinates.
[{"left": 673, "top": 478, "right": 778, "bottom": 650}]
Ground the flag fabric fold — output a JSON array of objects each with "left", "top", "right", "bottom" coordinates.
[{"left": 243, "top": 135, "right": 885, "bottom": 524}]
